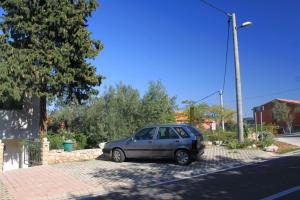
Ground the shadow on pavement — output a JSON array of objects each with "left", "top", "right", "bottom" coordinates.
[{"left": 68, "top": 153, "right": 275, "bottom": 200}]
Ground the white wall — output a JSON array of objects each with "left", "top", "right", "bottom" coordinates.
[
  {"left": 0, "top": 97, "right": 39, "bottom": 140},
  {"left": 0, "top": 97, "right": 39, "bottom": 170},
  {"left": 3, "top": 139, "right": 28, "bottom": 171}
]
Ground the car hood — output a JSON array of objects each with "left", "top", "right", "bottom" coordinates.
[{"left": 105, "top": 138, "right": 129, "bottom": 148}]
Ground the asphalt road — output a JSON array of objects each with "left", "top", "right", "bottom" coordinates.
[{"left": 88, "top": 152, "right": 300, "bottom": 200}]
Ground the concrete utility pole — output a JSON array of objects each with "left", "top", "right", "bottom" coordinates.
[
  {"left": 197, "top": 0, "right": 252, "bottom": 142},
  {"left": 230, "top": 13, "right": 250, "bottom": 142},
  {"left": 219, "top": 89, "right": 225, "bottom": 132}
]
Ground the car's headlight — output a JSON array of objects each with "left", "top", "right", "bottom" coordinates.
[{"left": 99, "top": 142, "right": 109, "bottom": 149}]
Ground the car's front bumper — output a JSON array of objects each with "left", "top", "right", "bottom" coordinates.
[{"left": 102, "top": 148, "right": 112, "bottom": 158}]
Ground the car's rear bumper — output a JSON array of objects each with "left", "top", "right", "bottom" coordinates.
[{"left": 191, "top": 144, "right": 205, "bottom": 160}]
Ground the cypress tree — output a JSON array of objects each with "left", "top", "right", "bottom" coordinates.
[{"left": 0, "top": 0, "right": 103, "bottom": 134}]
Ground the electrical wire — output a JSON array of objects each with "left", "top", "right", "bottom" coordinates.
[
  {"left": 195, "top": 90, "right": 219, "bottom": 103},
  {"left": 198, "top": 0, "right": 229, "bottom": 16},
  {"left": 193, "top": 12, "right": 231, "bottom": 104},
  {"left": 189, "top": 0, "right": 231, "bottom": 106},
  {"left": 222, "top": 17, "right": 231, "bottom": 94}
]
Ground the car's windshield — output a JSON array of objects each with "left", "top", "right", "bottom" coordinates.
[{"left": 185, "top": 125, "right": 201, "bottom": 136}]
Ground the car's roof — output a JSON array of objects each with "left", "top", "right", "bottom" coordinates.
[{"left": 144, "top": 123, "right": 192, "bottom": 128}]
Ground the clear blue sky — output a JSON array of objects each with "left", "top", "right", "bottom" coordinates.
[
  {"left": 88, "top": 0, "right": 300, "bottom": 117},
  {"left": 3, "top": 1, "right": 300, "bottom": 116}
]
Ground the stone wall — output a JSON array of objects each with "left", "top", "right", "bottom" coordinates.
[
  {"left": 47, "top": 148, "right": 103, "bottom": 164},
  {"left": 0, "top": 140, "right": 3, "bottom": 171},
  {"left": 41, "top": 138, "right": 50, "bottom": 165}
]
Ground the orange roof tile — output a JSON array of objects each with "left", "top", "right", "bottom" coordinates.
[{"left": 275, "top": 98, "right": 300, "bottom": 105}]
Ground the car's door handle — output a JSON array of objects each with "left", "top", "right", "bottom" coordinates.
[
  {"left": 175, "top": 140, "right": 179, "bottom": 143},
  {"left": 148, "top": 141, "right": 153, "bottom": 143}
]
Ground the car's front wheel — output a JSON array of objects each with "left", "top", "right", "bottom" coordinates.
[
  {"left": 112, "top": 148, "right": 125, "bottom": 162},
  {"left": 175, "top": 149, "right": 191, "bottom": 165}
]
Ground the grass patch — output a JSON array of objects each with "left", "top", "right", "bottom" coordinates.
[{"left": 273, "top": 141, "right": 299, "bottom": 154}]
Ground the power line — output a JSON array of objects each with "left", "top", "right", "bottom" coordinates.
[
  {"left": 192, "top": 19, "right": 230, "bottom": 105},
  {"left": 222, "top": 17, "right": 231, "bottom": 93},
  {"left": 195, "top": 90, "right": 219, "bottom": 103},
  {"left": 198, "top": 0, "right": 228, "bottom": 16},
  {"left": 192, "top": 0, "right": 231, "bottom": 107}
]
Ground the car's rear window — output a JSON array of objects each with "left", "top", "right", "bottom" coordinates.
[{"left": 186, "top": 126, "right": 201, "bottom": 136}]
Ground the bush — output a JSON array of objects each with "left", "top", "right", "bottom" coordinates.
[
  {"left": 204, "top": 131, "right": 236, "bottom": 144},
  {"left": 227, "top": 139, "right": 239, "bottom": 149},
  {"left": 74, "top": 133, "right": 87, "bottom": 150},
  {"left": 227, "top": 131, "right": 274, "bottom": 149},
  {"left": 47, "top": 131, "right": 88, "bottom": 150},
  {"left": 47, "top": 133, "right": 64, "bottom": 150},
  {"left": 228, "top": 139, "right": 255, "bottom": 149},
  {"left": 202, "top": 133, "right": 209, "bottom": 141},
  {"left": 86, "top": 133, "right": 105, "bottom": 148},
  {"left": 225, "top": 121, "right": 237, "bottom": 132},
  {"left": 59, "top": 129, "right": 74, "bottom": 141},
  {"left": 256, "top": 132, "right": 273, "bottom": 148}
]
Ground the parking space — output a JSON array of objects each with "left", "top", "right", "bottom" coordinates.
[
  {"left": 0, "top": 146, "right": 275, "bottom": 200},
  {"left": 53, "top": 146, "right": 274, "bottom": 189}
]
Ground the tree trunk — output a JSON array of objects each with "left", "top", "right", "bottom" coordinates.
[{"left": 39, "top": 96, "right": 47, "bottom": 136}]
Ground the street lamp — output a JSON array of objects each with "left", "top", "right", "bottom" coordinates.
[{"left": 229, "top": 13, "right": 252, "bottom": 142}]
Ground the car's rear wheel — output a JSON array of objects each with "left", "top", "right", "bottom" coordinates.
[
  {"left": 112, "top": 148, "right": 125, "bottom": 162},
  {"left": 175, "top": 149, "right": 191, "bottom": 165}
]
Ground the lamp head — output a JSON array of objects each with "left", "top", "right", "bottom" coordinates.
[{"left": 241, "top": 21, "right": 252, "bottom": 28}]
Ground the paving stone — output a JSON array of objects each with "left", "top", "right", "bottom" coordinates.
[
  {"left": 0, "top": 179, "right": 14, "bottom": 200},
  {"left": 0, "top": 146, "right": 275, "bottom": 200}
]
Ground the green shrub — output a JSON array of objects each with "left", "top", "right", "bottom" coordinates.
[
  {"left": 227, "top": 139, "right": 239, "bottom": 149},
  {"left": 244, "top": 123, "right": 256, "bottom": 137},
  {"left": 228, "top": 139, "right": 254, "bottom": 149},
  {"left": 256, "top": 132, "right": 273, "bottom": 148},
  {"left": 86, "top": 133, "right": 105, "bottom": 148},
  {"left": 227, "top": 131, "right": 274, "bottom": 149},
  {"left": 47, "top": 134, "right": 64, "bottom": 150},
  {"left": 59, "top": 129, "right": 74, "bottom": 141},
  {"left": 225, "top": 121, "right": 237, "bottom": 132},
  {"left": 204, "top": 131, "right": 236, "bottom": 144},
  {"left": 202, "top": 133, "right": 209, "bottom": 141},
  {"left": 74, "top": 133, "right": 87, "bottom": 150}
]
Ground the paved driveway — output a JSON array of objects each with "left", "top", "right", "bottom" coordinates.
[{"left": 0, "top": 146, "right": 275, "bottom": 200}]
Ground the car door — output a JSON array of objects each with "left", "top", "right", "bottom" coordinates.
[
  {"left": 124, "top": 127, "right": 157, "bottom": 159},
  {"left": 152, "top": 126, "right": 181, "bottom": 158}
]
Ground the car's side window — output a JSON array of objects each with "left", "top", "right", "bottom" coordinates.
[
  {"left": 174, "top": 127, "right": 190, "bottom": 138},
  {"left": 134, "top": 128, "right": 156, "bottom": 140},
  {"left": 157, "top": 127, "right": 179, "bottom": 139},
  {"left": 186, "top": 125, "right": 201, "bottom": 136}
]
